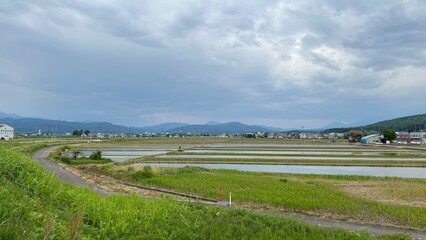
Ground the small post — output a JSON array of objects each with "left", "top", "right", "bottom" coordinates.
[{"left": 229, "top": 192, "right": 232, "bottom": 206}]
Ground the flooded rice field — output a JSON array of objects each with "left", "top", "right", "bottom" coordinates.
[
  {"left": 80, "top": 146, "right": 175, "bottom": 161},
  {"left": 80, "top": 143, "right": 426, "bottom": 177},
  {"left": 132, "top": 163, "right": 426, "bottom": 179},
  {"left": 158, "top": 154, "right": 426, "bottom": 161}
]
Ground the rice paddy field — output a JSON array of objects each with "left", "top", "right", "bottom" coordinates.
[
  {"left": 2, "top": 138, "right": 413, "bottom": 239},
  {"left": 74, "top": 138, "right": 426, "bottom": 231}
]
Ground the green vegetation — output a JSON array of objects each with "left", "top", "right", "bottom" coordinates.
[
  {"left": 89, "top": 150, "right": 102, "bottom": 160},
  {"left": 1, "top": 143, "right": 408, "bottom": 239},
  {"left": 49, "top": 146, "right": 112, "bottom": 165},
  {"left": 383, "top": 129, "right": 397, "bottom": 141},
  {"left": 326, "top": 113, "right": 426, "bottom": 133},
  {"left": 368, "top": 114, "right": 426, "bottom": 132},
  {"left": 72, "top": 129, "right": 90, "bottom": 136},
  {"left": 139, "top": 155, "right": 426, "bottom": 167},
  {"left": 91, "top": 165, "right": 426, "bottom": 230}
]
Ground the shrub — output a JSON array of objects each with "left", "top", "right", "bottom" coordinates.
[
  {"left": 132, "top": 166, "right": 155, "bottom": 180},
  {"left": 89, "top": 150, "right": 102, "bottom": 160},
  {"left": 279, "top": 178, "right": 288, "bottom": 183}
]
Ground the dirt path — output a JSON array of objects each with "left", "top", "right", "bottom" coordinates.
[{"left": 32, "top": 148, "right": 426, "bottom": 239}]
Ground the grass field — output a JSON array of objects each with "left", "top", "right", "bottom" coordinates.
[
  {"left": 86, "top": 163, "right": 426, "bottom": 230},
  {"left": 1, "top": 139, "right": 412, "bottom": 239}
]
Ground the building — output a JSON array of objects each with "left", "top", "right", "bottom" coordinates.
[
  {"left": 348, "top": 133, "right": 363, "bottom": 143},
  {"left": 0, "top": 124, "right": 14, "bottom": 140},
  {"left": 409, "top": 131, "right": 426, "bottom": 144},
  {"left": 395, "top": 132, "right": 410, "bottom": 143},
  {"left": 360, "top": 134, "right": 380, "bottom": 144}
]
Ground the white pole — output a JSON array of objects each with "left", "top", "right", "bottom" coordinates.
[{"left": 229, "top": 192, "right": 232, "bottom": 206}]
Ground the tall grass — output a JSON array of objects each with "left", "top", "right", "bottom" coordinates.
[
  {"left": 1, "top": 145, "right": 407, "bottom": 239},
  {"left": 97, "top": 166, "right": 426, "bottom": 230}
]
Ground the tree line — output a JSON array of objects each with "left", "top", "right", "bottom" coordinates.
[{"left": 72, "top": 129, "right": 90, "bottom": 136}]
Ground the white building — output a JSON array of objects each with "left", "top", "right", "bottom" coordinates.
[
  {"left": 0, "top": 124, "right": 14, "bottom": 140},
  {"left": 409, "top": 131, "right": 426, "bottom": 144}
]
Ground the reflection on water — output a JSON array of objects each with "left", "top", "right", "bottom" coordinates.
[
  {"left": 80, "top": 149, "right": 168, "bottom": 162},
  {"left": 133, "top": 163, "right": 426, "bottom": 179},
  {"left": 185, "top": 150, "right": 402, "bottom": 156},
  {"left": 158, "top": 154, "right": 426, "bottom": 161}
]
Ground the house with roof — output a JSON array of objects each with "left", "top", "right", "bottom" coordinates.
[
  {"left": 409, "top": 131, "right": 426, "bottom": 144},
  {"left": 0, "top": 124, "right": 14, "bottom": 140},
  {"left": 360, "top": 134, "right": 381, "bottom": 144}
]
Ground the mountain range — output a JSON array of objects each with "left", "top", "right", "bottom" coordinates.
[
  {"left": 324, "top": 113, "right": 426, "bottom": 133},
  {"left": 1, "top": 111, "right": 425, "bottom": 134},
  {"left": 0, "top": 111, "right": 283, "bottom": 134}
]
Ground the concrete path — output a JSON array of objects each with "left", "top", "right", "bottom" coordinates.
[
  {"left": 32, "top": 147, "right": 111, "bottom": 195},
  {"left": 260, "top": 211, "right": 426, "bottom": 239}
]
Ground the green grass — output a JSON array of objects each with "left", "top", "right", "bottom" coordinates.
[
  {"left": 48, "top": 145, "right": 113, "bottom": 165},
  {"left": 136, "top": 155, "right": 426, "bottom": 167},
  {"left": 92, "top": 165, "right": 426, "bottom": 230},
  {"left": 1, "top": 143, "right": 409, "bottom": 239}
]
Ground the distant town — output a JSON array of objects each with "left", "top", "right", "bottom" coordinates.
[{"left": 1, "top": 123, "right": 425, "bottom": 145}]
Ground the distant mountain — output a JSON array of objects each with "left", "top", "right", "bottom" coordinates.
[
  {"left": 324, "top": 113, "right": 426, "bottom": 133},
  {"left": 1, "top": 111, "right": 285, "bottom": 134},
  {"left": 205, "top": 121, "right": 221, "bottom": 125},
  {"left": 364, "top": 113, "right": 426, "bottom": 132},
  {"left": 137, "top": 123, "right": 189, "bottom": 133},
  {"left": 320, "top": 121, "right": 352, "bottom": 130},
  {"left": 320, "top": 117, "right": 383, "bottom": 130},
  {"left": 0, "top": 111, "right": 21, "bottom": 119},
  {"left": 168, "top": 122, "right": 272, "bottom": 134},
  {"left": 258, "top": 125, "right": 287, "bottom": 132},
  {"left": 0, "top": 117, "right": 131, "bottom": 134}
]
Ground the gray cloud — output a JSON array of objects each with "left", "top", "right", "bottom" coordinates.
[{"left": 1, "top": 0, "right": 425, "bottom": 128}]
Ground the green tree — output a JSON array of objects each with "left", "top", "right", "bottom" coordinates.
[
  {"left": 72, "top": 130, "right": 82, "bottom": 136},
  {"left": 84, "top": 130, "right": 90, "bottom": 135},
  {"left": 383, "top": 129, "right": 397, "bottom": 141}
]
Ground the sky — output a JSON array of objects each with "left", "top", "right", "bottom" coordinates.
[{"left": 1, "top": 0, "right": 425, "bottom": 129}]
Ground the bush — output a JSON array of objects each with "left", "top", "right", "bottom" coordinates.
[
  {"left": 58, "top": 156, "right": 71, "bottom": 164},
  {"left": 89, "top": 150, "right": 102, "bottom": 160},
  {"left": 132, "top": 166, "right": 155, "bottom": 180}
]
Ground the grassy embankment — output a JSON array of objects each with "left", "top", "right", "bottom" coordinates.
[
  {"left": 1, "top": 142, "right": 408, "bottom": 239},
  {"left": 89, "top": 164, "right": 426, "bottom": 230}
]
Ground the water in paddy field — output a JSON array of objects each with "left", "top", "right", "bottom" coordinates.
[
  {"left": 158, "top": 154, "right": 426, "bottom": 161},
  {"left": 79, "top": 144, "right": 426, "bottom": 177},
  {"left": 185, "top": 150, "right": 416, "bottom": 156},
  {"left": 133, "top": 163, "right": 426, "bottom": 179},
  {"left": 80, "top": 147, "right": 172, "bottom": 161}
]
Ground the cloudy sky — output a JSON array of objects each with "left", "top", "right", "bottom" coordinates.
[{"left": 1, "top": 0, "right": 425, "bottom": 128}]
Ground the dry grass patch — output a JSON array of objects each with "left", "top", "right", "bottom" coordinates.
[{"left": 338, "top": 181, "right": 426, "bottom": 207}]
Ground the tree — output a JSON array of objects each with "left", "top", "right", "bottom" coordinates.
[
  {"left": 84, "top": 130, "right": 90, "bottom": 135},
  {"left": 72, "top": 130, "right": 83, "bottom": 136},
  {"left": 383, "top": 129, "right": 397, "bottom": 141}
]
